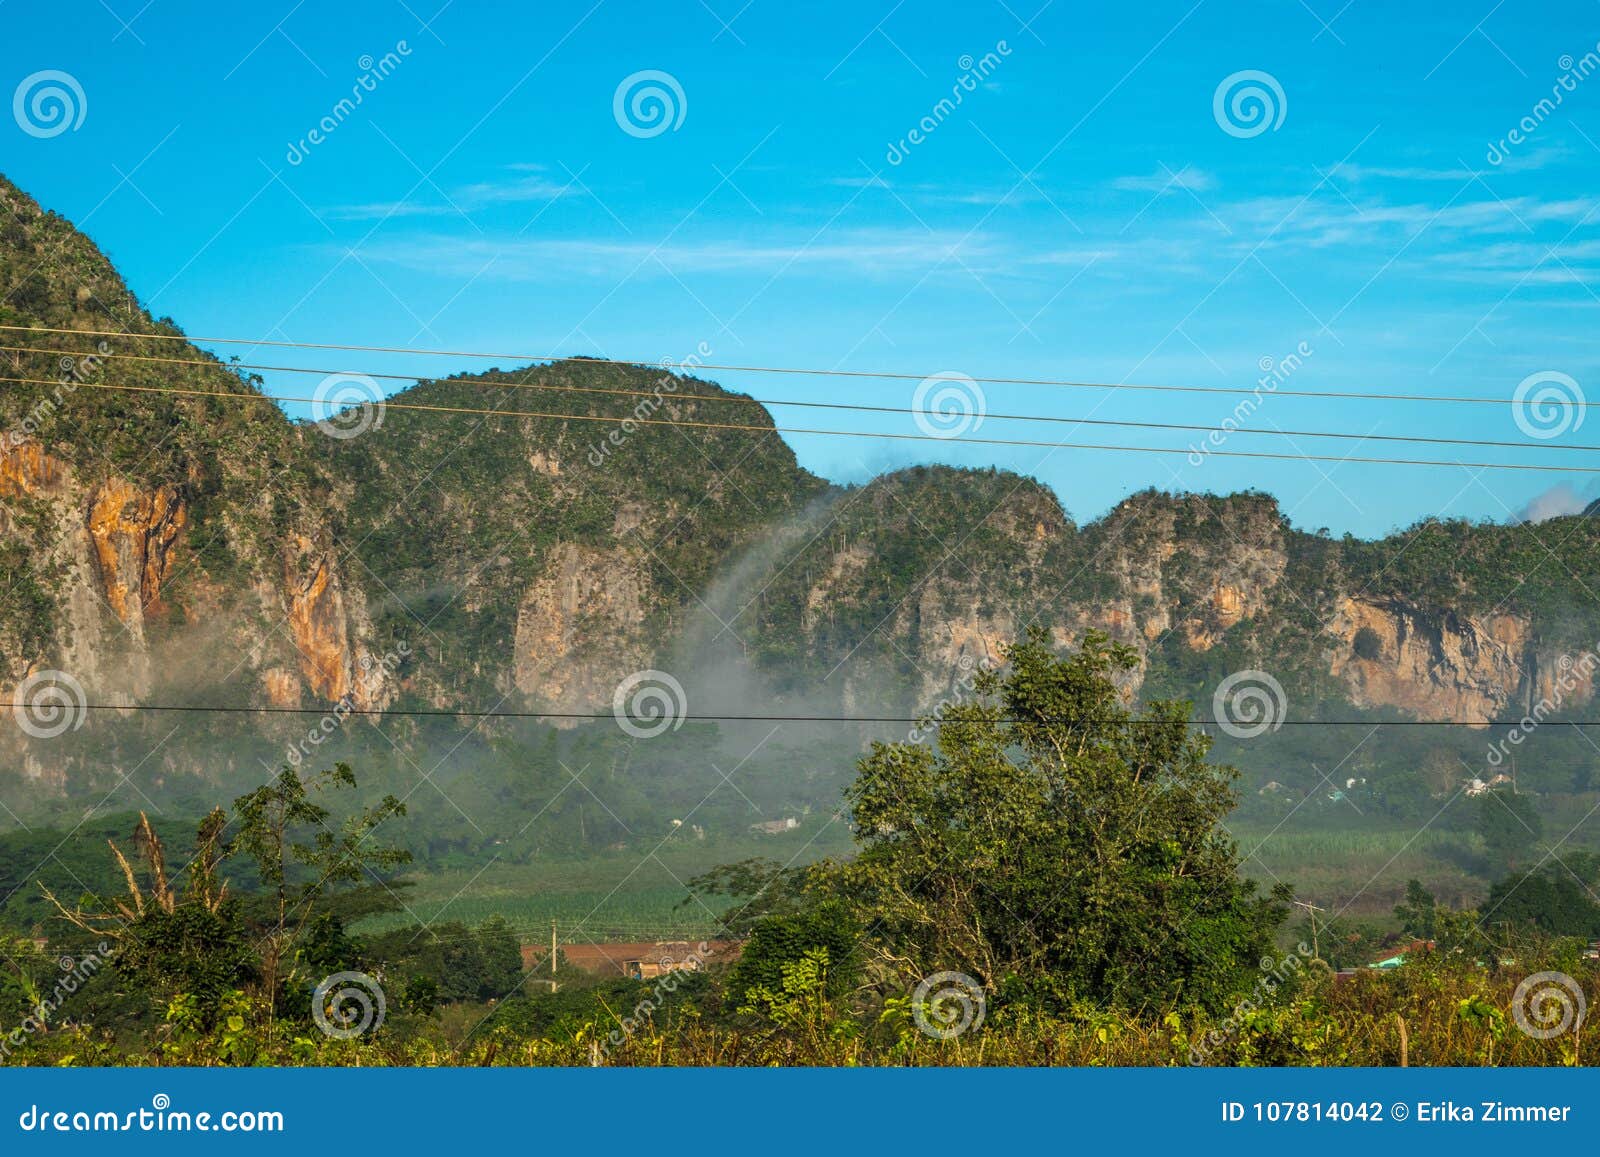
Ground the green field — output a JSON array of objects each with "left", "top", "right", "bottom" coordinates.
[
  {"left": 363, "top": 824, "right": 1505, "bottom": 939},
  {"left": 355, "top": 827, "right": 854, "bottom": 942}
]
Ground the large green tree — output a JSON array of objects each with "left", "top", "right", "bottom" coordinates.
[
  {"left": 839, "top": 628, "right": 1287, "bottom": 1013},
  {"left": 1475, "top": 787, "right": 1543, "bottom": 871}
]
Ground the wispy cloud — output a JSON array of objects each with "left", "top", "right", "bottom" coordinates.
[
  {"left": 1112, "top": 165, "right": 1217, "bottom": 193},
  {"left": 352, "top": 227, "right": 1003, "bottom": 278},
  {"left": 329, "top": 170, "right": 578, "bottom": 220},
  {"left": 1516, "top": 481, "right": 1600, "bottom": 523}
]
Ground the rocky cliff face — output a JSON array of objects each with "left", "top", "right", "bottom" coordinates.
[
  {"left": 741, "top": 478, "right": 1591, "bottom": 725},
  {"left": 1323, "top": 596, "right": 1531, "bottom": 721},
  {"left": 4, "top": 168, "right": 1599, "bottom": 804},
  {"left": 512, "top": 542, "right": 652, "bottom": 714},
  {"left": 0, "top": 438, "right": 390, "bottom": 720}
]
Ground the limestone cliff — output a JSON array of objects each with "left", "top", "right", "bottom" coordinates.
[{"left": 513, "top": 542, "right": 652, "bottom": 715}]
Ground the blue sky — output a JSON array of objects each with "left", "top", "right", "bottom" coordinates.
[{"left": 5, "top": 0, "right": 1600, "bottom": 537}]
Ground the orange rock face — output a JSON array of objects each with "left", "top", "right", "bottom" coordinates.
[
  {"left": 1326, "top": 596, "right": 1529, "bottom": 724},
  {"left": 0, "top": 441, "right": 70, "bottom": 497},
  {"left": 262, "top": 667, "right": 302, "bottom": 708},
  {"left": 284, "top": 552, "right": 354, "bottom": 703},
  {"left": 86, "top": 479, "right": 187, "bottom": 621}
]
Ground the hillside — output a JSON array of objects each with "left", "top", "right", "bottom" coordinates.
[{"left": 4, "top": 171, "right": 1600, "bottom": 833}]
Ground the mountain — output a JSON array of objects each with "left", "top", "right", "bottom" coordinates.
[{"left": 5, "top": 171, "right": 1600, "bottom": 825}]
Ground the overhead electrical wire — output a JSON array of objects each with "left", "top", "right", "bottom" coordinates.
[
  {"left": 0, "top": 701, "right": 1578, "bottom": 726},
  {"left": 3, "top": 343, "right": 1596, "bottom": 456},
  {"left": 0, "top": 372, "right": 1594, "bottom": 473},
  {"left": 0, "top": 322, "right": 1586, "bottom": 410}
]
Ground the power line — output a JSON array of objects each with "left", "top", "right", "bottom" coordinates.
[
  {"left": 0, "top": 701, "right": 1577, "bottom": 725},
  {"left": 7, "top": 343, "right": 1597, "bottom": 456},
  {"left": 0, "top": 322, "right": 1577, "bottom": 410},
  {"left": 3, "top": 372, "right": 1596, "bottom": 473}
]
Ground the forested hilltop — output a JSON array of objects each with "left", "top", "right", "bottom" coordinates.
[{"left": 6, "top": 170, "right": 1600, "bottom": 945}]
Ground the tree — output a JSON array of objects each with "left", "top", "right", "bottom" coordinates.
[
  {"left": 837, "top": 628, "right": 1287, "bottom": 1013},
  {"left": 43, "top": 809, "right": 252, "bottom": 1021},
  {"left": 682, "top": 857, "right": 811, "bottom": 937},
  {"left": 46, "top": 764, "right": 408, "bottom": 1027},
  {"left": 1481, "top": 867, "right": 1600, "bottom": 937},
  {"left": 230, "top": 763, "right": 410, "bottom": 1019},
  {"left": 725, "top": 900, "right": 860, "bottom": 1005},
  {"left": 1475, "top": 787, "right": 1543, "bottom": 871},
  {"left": 1393, "top": 879, "right": 1437, "bottom": 939}
]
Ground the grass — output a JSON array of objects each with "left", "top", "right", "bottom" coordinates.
[
  {"left": 1234, "top": 827, "right": 1485, "bottom": 916},
  {"left": 356, "top": 828, "right": 854, "bottom": 941},
  {"left": 14, "top": 956, "right": 1598, "bottom": 1067}
]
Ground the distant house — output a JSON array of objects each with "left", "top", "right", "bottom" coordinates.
[
  {"left": 1465, "top": 774, "right": 1513, "bottom": 797},
  {"left": 750, "top": 817, "right": 799, "bottom": 834},
  {"left": 1366, "top": 939, "right": 1434, "bottom": 969},
  {"left": 520, "top": 939, "right": 742, "bottom": 977}
]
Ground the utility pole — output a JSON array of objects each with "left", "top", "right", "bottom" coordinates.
[
  {"left": 1293, "top": 900, "right": 1325, "bottom": 960},
  {"left": 551, "top": 919, "right": 558, "bottom": 977}
]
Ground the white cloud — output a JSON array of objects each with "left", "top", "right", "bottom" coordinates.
[
  {"left": 1516, "top": 481, "right": 1599, "bottom": 523},
  {"left": 353, "top": 227, "right": 1004, "bottom": 278},
  {"left": 329, "top": 171, "right": 578, "bottom": 219},
  {"left": 1112, "top": 165, "right": 1217, "bottom": 194}
]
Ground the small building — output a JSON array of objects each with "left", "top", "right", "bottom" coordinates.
[
  {"left": 750, "top": 817, "right": 799, "bottom": 834},
  {"left": 520, "top": 939, "right": 742, "bottom": 977},
  {"left": 1465, "top": 773, "right": 1513, "bottom": 797},
  {"left": 1366, "top": 939, "right": 1434, "bottom": 969}
]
